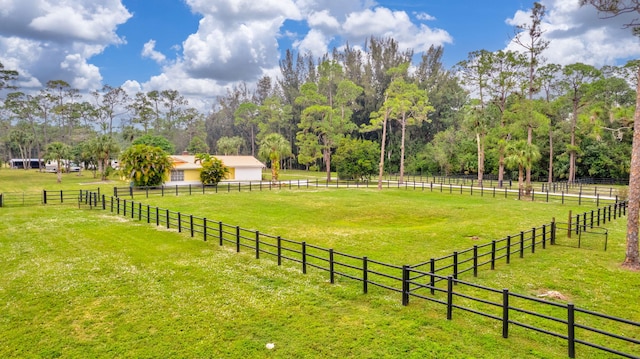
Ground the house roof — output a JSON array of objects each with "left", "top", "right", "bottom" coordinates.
[{"left": 170, "top": 155, "right": 265, "bottom": 170}]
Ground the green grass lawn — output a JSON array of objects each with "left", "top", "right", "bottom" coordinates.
[
  {"left": 3, "top": 204, "right": 631, "bottom": 359},
  {"left": 137, "top": 189, "right": 588, "bottom": 262},
  {"left": 131, "top": 188, "right": 639, "bottom": 316},
  {"left": 0, "top": 167, "right": 127, "bottom": 192},
  {"left": 0, "top": 170, "right": 638, "bottom": 358}
]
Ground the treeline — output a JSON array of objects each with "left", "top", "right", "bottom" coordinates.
[{"left": 0, "top": 32, "right": 636, "bottom": 183}]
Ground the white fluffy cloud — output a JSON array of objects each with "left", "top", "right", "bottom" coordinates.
[
  {"left": 0, "top": 0, "right": 131, "bottom": 90},
  {"left": 135, "top": 0, "right": 452, "bottom": 102},
  {"left": 3, "top": 0, "right": 640, "bottom": 111},
  {"left": 293, "top": 6, "right": 452, "bottom": 58},
  {"left": 142, "top": 40, "right": 167, "bottom": 65},
  {"left": 507, "top": 0, "right": 640, "bottom": 66}
]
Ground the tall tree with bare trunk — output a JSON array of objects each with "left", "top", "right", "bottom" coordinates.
[{"left": 581, "top": 0, "right": 640, "bottom": 269}]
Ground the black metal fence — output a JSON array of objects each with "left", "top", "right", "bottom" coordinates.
[
  {"left": 385, "top": 174, "right": 627, "bottom": 198},
  {"left": 111, "top": 179, "right": 621, "bottom": 207},
  {"left": 0, "top": 189, "right": 94, "bottom": 207},
  {"left": 0, "top": 176, "right": 623, "bottom": 208},
  {"left": 78, "top": 190, "right": 636, "bottom": 358}
]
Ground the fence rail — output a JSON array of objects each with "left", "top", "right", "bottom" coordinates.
[
  {"left": 78, "top": 189, "right": 635, "bottom": 358},
  {"left": 0, "top": 189, "right": 95, "bottom": 207},
  {"left": 0, "top": 177, "right": 623, "bottom": 208},
  {"left": 109, "top": 179, "right": 621, "bottom": 208}
]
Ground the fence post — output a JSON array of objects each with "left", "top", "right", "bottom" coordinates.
[
  {"left": 166, "top": 209, "right": 170, "bottom": 229},
  {"left": 363, "top": 256, "right": 368, "bottom": 294},
  {"left": 177, "top": 212, "right": 182, "bottom": 232},
  {"left": 114, "top": 187, "right": 118, "bottom": 198},
  {"left": 430, "top": 259, "right": 436, "bottom": 295},
  {"left": 138, "top": 203, "right": 142, "bottom": 221},
  {"left": 219, "top": 222, "right": 223, "bottom": 245},
  {"left": 277, "top": 236, "right": 282, "bottom": 266},
  {"left": 190, "top": 215, "right": 194, "bottom": 237},
  {"left": 473, "top": 245, "right": 478, "bottom": 277},
  {"left": 506, "top": 235, "right": 511, "bottom": 264},
  {"left": 255, "top": 231, "right": 260, "bottom": 259},
  {"left": 236, "top": 226, "right": 241, "bottom": 252},
  {"left": 519, "top": 231, "right": 524, "bottom": 258},
  {"left": 203, "top": 218, "right": 207, "bottom": 241},
  {"left": 117, "top": 198, "right": 120, "bottom": 214},
  {"left": 447, "top": 276, "right": 454, "bottom": 320},
  {"left": 542, "top": 225, "right": 546, "bottom": 249},
  {"left": 329, "top": 249, "right": 335, "bottom": 284},
  {"left": 453, "top": 252, "right": 458, "bottom": 280},
  {"left": 402, "top": 265, "right": 410, "bottom": 306},
  {"left": 43, "top": 190, "right": 47, "bottom": 204},
  {"left": 552, "top": 218, "right": 556, "bottom": 245},
  {"left": 491, "top": 241, "right": 496, "bottom": 270},
  {"left": 102, "top": 194, "right": 106, "bottom": 211},
  {"left": 531, "top": 228, "right": 536, "bottom": 254},
  {"left": 502, "top": 289, "right": 509, "bottom": 338},
  {"left": 155, "top": 207, "right": 159, "bottom": 226},
  {"left": 568, "top": 210, "right": 572, "bottom": 238},
  {"left": 568, "top": 303, "right": 576, "bottom": 358},
  {"left": 302, "top": 242, "right": 307, "bottom": 274}
]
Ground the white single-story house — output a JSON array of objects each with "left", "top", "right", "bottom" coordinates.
[{"left": 167, "top": 155, "right": 265, "bottom": 184}]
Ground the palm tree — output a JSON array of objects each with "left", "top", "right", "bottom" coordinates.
[
  {"left": 91, "top": 135, "right": 120, "bottom": 181},
  {"left": 505, "top": 140, "right": 541, "bottom": 198},
  {"left": 258, "top": 133, "right": 291, "bottom": 182},
  {"left": 44, "top": 142, "right": 70, "bottom": 183}
]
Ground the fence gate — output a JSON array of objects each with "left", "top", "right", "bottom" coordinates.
[{"left": 578, "top": 227, "right": 608, "bottom": 251}]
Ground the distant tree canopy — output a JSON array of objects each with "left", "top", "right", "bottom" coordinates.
[
  {"left": 132, "top": 135, "right": 175, "bottom": 154},
  {"left": 0, "top": 34, "right": 637, "bottom": 185}
]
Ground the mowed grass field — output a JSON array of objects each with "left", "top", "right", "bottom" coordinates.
[
  {"left": 134, "top": 189, "right": 640, "bottom": 316},
  {"left": 138, "top": 188, "right": 588, "bottom": 262},
  {"left": 1, "top": 169, "right": 638, "bottom": 358}
]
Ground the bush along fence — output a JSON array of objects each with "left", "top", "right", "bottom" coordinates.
[
  {"left": 78, "top": 190, "right": 636, "bottom": 358},
  {"left": 110, "top": 178, "right": 621, "bottom": 207}
]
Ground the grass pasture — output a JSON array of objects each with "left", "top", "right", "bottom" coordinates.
[
  {"left": 1, "top": 169, "right": 639, "bottom": 358},
  {"left": 136, "top": 189, "right": 588, "bottom": 263},
  {"left": 128, "top": 189, "right": 640, "bottom": 324},
  {"left": 0, "top": 206, "right": 575, "bottom": 358}
]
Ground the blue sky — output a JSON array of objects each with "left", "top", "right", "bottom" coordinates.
[{"left": 1, "top": 0, "right": 640, "bottom": 107}]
